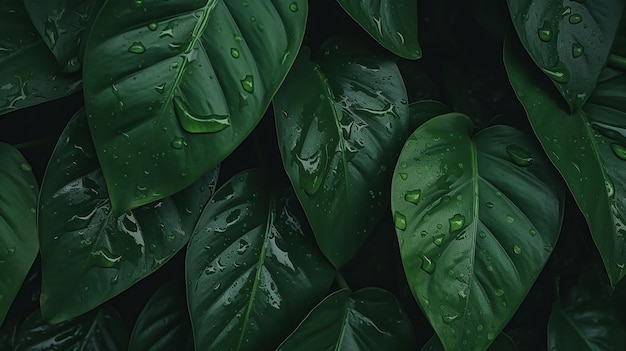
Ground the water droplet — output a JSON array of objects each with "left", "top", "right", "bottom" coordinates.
[
  {"left": 479, "top": 231, "right": 486, "bottom": 238},
  {"left": 242, "top": 1, "right": 248, "bottom": 6},
  {"left": 6, "top": 247, "right": 15, "bottom": 256},
  {"left": 394, "top": 211, "right": 407, "bottom": 231},
  {"left": 495, "top": 288, "right": 504, "bottom": 296},
  {"left": 529, "top": 229, "right": 537, "bottom": 236},
  {"left": 442, "top": 312, "right": 459, "bottom": 324},
  {"left": 240, "top": 75, "right": 254, "bottom": 93},
  {"left": 289, "top": 2, "right": 298, "bottom": 12},
  {"left": 487, "top": 332, "right": 496, "bottom": 340},
  {"left": 399, "top": 172, "right": 408, "bottom": 180},
  {"left": 605, "top": 178, "right": 615, "bottom": 197},
  {"left": 486, "top": 202, "right": 494, "bottom": 209},
  {"left": 572, "top": 43, "right": 584, "bottom": 58},
  {"left": 420, "top": 253, "right": 435, "bottom": 273},
  {"left": 506, "top": 215, "right": 515, "bottom": 223},
  {"left": 611, "top": 143, "right": 626, "bottom": 160},
  {"left": 148, "top": 22, "right": 158, "bottom": 31},
  {"left": 111, "top": 273, "right": 119, "bottom": 285},
  {"left": 230, "top": 48, "right": 240, "bottom": 58},
  {"left": 236, "top": 239, "right": 250, "bottom": 254},
  {"left": 87, "top": 249, "right": 122, "bottom": 269},
  {"left": 506, "top": 144, "right": 533, "bottom": 166},
  {"left": 128, "top": 42, "right": 146, "bottom": 54},
  {"left": 542, "top": 62, "right": 570, "bottom": 83},
  {"left": 20, "top": 163, "right": 32, "bottom": 172},
  {"left": 173, "top": 96, "right": 230, "bottom": 133},
  {"left": 154, "top": 83, "right": 166, "bottom": 94},
  {"left": 537, "top": 21, "right": 553, "bottom": 42},
  {"left": 448, "top": 214, "right": 465, "bottom": 233},
  {"left": 404, "top": 189, "right": 421, "bottom": 205},
  {"left": 569, "top": 14, "right": 582, "bottom": 24},
  {"left": 513, "top": 245, "right": 522, "bottom": 254},
  {"left": 171, "top": 137, "right": 185, "bottom": 149},
  {"left": 296, "top": 146, "right": 328, "bottom": 196},
  {"left": 433, "top": 234, "right": 445, "bottom": 246},
  {"left": 477, "top": 324, "right": 484, "bottom": 331}
]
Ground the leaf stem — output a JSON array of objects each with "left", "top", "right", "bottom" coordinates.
[
  {"left": 607, "top": 54, "right": 626, "bottom": 72},
  {"left": 335, "top": 271, "right": 351, "bottom": 291},
  {"left": 13, "top": 136, "right": 57, "bottom": 150}
]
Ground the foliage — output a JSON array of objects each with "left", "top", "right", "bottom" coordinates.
[{"left": 1, "top": 0, "right": 625, "bottom": 350}]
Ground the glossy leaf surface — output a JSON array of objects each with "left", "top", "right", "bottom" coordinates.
[
  {"left": 129, "top": 280, "right": 192, "bottom": 351},
  {"left": 336, "top": 0, "right": 421, "bottom": 59},
  {"left": 0, "top": 0, "right": 81, "bottom": 116},
  {"left": 39, "top": 110, "right": 219, "bottom": 322},
  {"left": 507, "top": 0, "right": 624, "bottom": 110},
  {"left": 276, "top": 288, "right": 416, "bottom": 350},
  {"left": 83, "top": 0, "right": 307, "bottom": 214},
  {"left": 392, "top": 113, "right": 564, "bottom": 350},
  {"left": 422, "top": 332, "right": 518, "bottom": 351},
  {"left": 274, "top": 40, "right": 409, "bottom": 268},
  {"left": 186, "top": 169, "right": 335, "bottom": 351},
  {"left": 13, "top": 307, "right": 127, "bottom": 350},
  {"left": 0, "top": 143, "right": 38, "bottom": 326},
  {"left": 505, "top": 36, "right": 626, "bottom": 286}
]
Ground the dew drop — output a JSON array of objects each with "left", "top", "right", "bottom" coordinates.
[
  {"left": 495, "top": 288, "right": 504, "bottom": 296},
  {"left": 513, "top": 245, "right": 522, "bottom": 254},
  {"left": 506, "top": 215, "right": 515, "bottom": 223},
  {"left": 572, "top": 43, "right": 584, "bottom": 58},
  {"left": 20, "top": 163, "right": 32, "bottom": 172},
  {"left": 289, "top": 2, "right": 298, "bottom": 12},
  {"left": 611, "top": 143, "right": 626, "bottom": 160},
  {"left": 154, "top": 83, "right": 166, "bottom": 94},
  {"left": 296, "top": 146, "right": 328, "bottom": 196},
  {"left": 569, "top": 14, "right": 582, "bottom": 24},
  {"left": 605, "top": 178, "right": 615, "bottom": 197},
  {"left": 128, "top": 42, "right": 146, "bottom": 54},
  {"left": 420, "top": 253, "right": 435, "bottom": 273},
  {"left": 529, "top": 228, "right": 537, "bottom": 236},
  {"left": 537, "top": 21, "right": 553, "bottom": 42},
  {"left": 442, "top": 312, "right": 459, "bottom": 324},
  {"left": 394, "top": 211, "right": 407, "bottom": 231},
  {"left": 448, "top": 214, "right": 465, "bottom": 233},
  {"left": 404, "top": 189, "right": 421, "bottom": 205},
  {"left": 479, "top": 231, "right": 486, "bottom": 238},
  {"left": 148, "top": 22, "right": 158, "bottom": 31},
  {"left": 240, "top": 75, "right": 254, "bottom": 93},
  {"left": 487, "top": 332, "right": 496, "bottom": 340},
  {"left": 173, "top": 96, "right": 230, "bottom": 133},
  {"left": 399, "top": 172, "right": 408, "bottom": 180},
  {"left": 87, "top": 249, "right": 122, "bottom": 269},
  {"left": 542, "top": 62, "right": 570, "bottom": 83},
  {"left": 230, "top": 48, "right": 240, "bottom": 58},
  {"left": 486, "top": 202, "right": 494, "bottom": 209},
  {"left": 433, "top": 234, "right": 445, "bottom": 246},
  {"left": 506, "top": 144, "right": 533, "bottom": 166},
  {"left": 171, "top": 137, "right": 185, "bottom": 149}
]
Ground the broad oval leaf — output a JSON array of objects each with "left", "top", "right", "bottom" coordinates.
[
  {"left": 273, "top": 39, "right": 409, "bottom": 268},
  {"left": 391, "top": 113, "right": 565, "bottom": 350},
  {"left": 0, "top": 143, "right": 38, "bottom": 326},
  {"left": 505, "top": 35, "right": 626, "bottom": 286},
  {"left": 39, "top": 109, "right": 219, "bottom": 323},
  {"left": 83, "top": 0, "right": 307, "bottom": 214},
  {"left": 129, "top": 280, "right": 192, "bottom": 351},
  {"left": 276, "top": 288, "right": 417, "bottom": 350},
  {"left": 186, "top": 169, "right": 335, "bottom": 351},
  {"left": 422, "top": 331, "right": 518, "bottom": 351},
  {"left": 336, "top": 0, "right": 421, "bottom": 59},
  {"left": 506, "top": 0, "right": 624, "bottom": 110},
  {"left": 0, "top": 0, "right": 81, "bottom": 116},
  {"left": 13, "top": 307, "right": 128, "bottom": 350}
]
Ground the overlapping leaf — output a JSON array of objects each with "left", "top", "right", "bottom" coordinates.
[
  {"left": 0, "top": 143, "right": 38, "bottom": 326},
  {"left": 391, "top": 113, "right": 565, "bottom": 350},
  {"left": 0, "top": 0, "right": 81, "bottom": 116},
  {"left": 83, "top": 0, "right": 307, "bottom": 214},
  {"left": 336, "top": 0, "right": 421, "bottom": 59},
  {"left": 273, "top": 39, "right": 409, "bottom": 268},
  {"left": 38, "top": 110, "right": 219, "bottom": 323},
  {"left": 505, "top": 35, "right": 626, "bottom": 286},
  {"left": 422, "top": 332, "right": 518, "bottom": 351},
  {"left": 507, "top": 0, "right": 624, "bottom": 110},
  {"left": 186, "top": 169, "right": 335, "bottom": 351},
  {"left": 276, "top": 288, "right": 416, "bottom": 350}
]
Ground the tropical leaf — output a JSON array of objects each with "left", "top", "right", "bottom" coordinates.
[
  {"left": 276, "top": 288, "right": 417, "bottom": 350},
  {"left": 273, "top": 39, "right": 409, "bottom": 268},
  {"left": 506, "top": 0, "right": 624, "bottom": 110},
  {"left": 186, "top": 169, "right": 335, "bottom": 351},
  {"left": 505, "top": 34, "right": 626, "bottom": 286},
  {"left": 38, "top": 109, "right": 219, "bottom": 322},
  {"left": 0, "top": 143, "right": 38, "bottom": 326},
  {"left": 82, "top": 0, "right": 308, "bottom": 214},
  {"left": 391, "top": 113, "right": 565, "bottom": 350},
  {"left": 421, "top": 331, "right": 519, "bottom": 350}
]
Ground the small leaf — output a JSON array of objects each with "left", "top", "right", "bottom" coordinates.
[
  {"left": 506, "top": 0, "right": 625, "bottom": 110},
  {"left": 13, "top": 307, "right": 128, "bottom": 350},
  {"left": 0, "top": 0, "right": 81, "bottom": 116},
  {"left": 336, "top": 0, "right": 421, "bottom": 59},
  {"left": 277, "top": 288, "right": 417, "bottom": 350},
  {"left": 83, "top": 0, "right": 308, "bottom": 214},
  {"left": 186, "top": 169, "right": 335, "bottom": 351},
  {"left": 274, "top": 39, "right": 409, "bottom": 268},
  {"left": 0, "top": 143, "right": 38, "bottom": 326},
  {"left": 391, "top": 113, "right": 565, "bottom": 350},
  {"left": 504, "top": 34, "right": 626, "bottom": 286},
  {"left": 129, "top": 280, "right": 192, "bottom": 351},
  {"left": 38, "top": 109, "right": 219, "bottom": 322}
]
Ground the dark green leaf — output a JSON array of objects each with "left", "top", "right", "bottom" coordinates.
[
  {"left": 276, "top": 288, "right": 417, "bottom": 350},
  {"left": 0, "top": 143, "right": 38, "bottom": 326},
  {"left": 422, "top": 331, "right": 518, "bottom": 350},
  {"left": 0, "top": 0, "right": 81, "bottom": 116},
  {"left": 273, "top": 39, "right": 409, "bottom": 268},
  {"left": 186, "top": 169, "right": 335, "bottom": 351},
  {"left": 23, "top": 0, "right": 103, "bottom": 73},
  {"left": 83, "top": 0, "right": 307, "bottom": 214},
  {"left": 391, "top": 113, "right": 565, "bottom": 350},
  {"left": 129, "top": 280, "right": 191, "bottom": 351},
  {"left": 336, "top": 0, "right": 421, "bottom": 59},
  {"left": 38, "top": 109, "right": 219, "bottom": 322},
  {"left": 505, "top": 35, "right": 626, "bottom": 286},
  {"left": 506, "top": 0, "right": 624, "bottom": 110},
  {"left": 13, "top": 307, "right": 128, "bottom": 351}
]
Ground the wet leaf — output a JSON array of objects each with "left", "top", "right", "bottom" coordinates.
[
  {"left": 38, "top": 109, "right": 219, "bottom": 322},
  {"left": 391, "top": 113, "right": 565, "bottom": 350},
  {"left": 186, "top": 169, "right": 335, "bottom": 351}
]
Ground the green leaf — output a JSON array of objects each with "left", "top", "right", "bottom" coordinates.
[
  {"left": 186, "top": 169, "right": 335, "bottom": 351},
  {"left": 0, "top": 143, "right": 38, "bottom": 326},
  {"left": 83, "top": 0, "right": 307, "bottom": 214},
  {"left": 506, "top": 0, "right": 624, "bottom": 110},
  {"left": 391, "top": 113, "right": 565, "bottom": 350},
  {"left": 129, "top": 280, "right": 192, "bottom": 351},
  {"left": 13, "top": 307, "right": 128, "bottom": 350},
  {"left": 23, "top": 0, "right": 104, "bottom": 72},
  {"left": 273, "top": 39, "right": 409, "bottom": 268},
  {"left": 38, "top": 109, "right": 219, "bottom": 323},
  {"left": 276, "top": 288, "right": 417, "bottom": 350},
  {"left": 336, "top": 0, "right": 421, "bottom": 59},
  {"left": 422, "top": 331, "right": 519, "bottom": 350},
  {"left": 504, "top": 35, "right": 626, "bottom": 286},
  {"left": 0, "top": 0, "right": 81, "bottom": 116}
]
